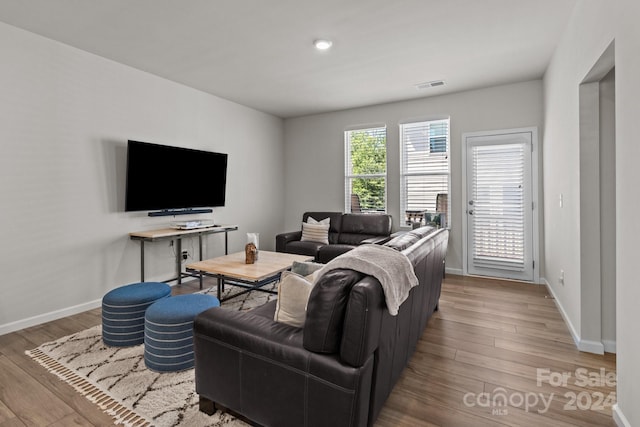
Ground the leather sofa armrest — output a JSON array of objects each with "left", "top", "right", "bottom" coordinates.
[
  {"left": 276, "top": 230, "right": 302, "bottom": 252},
  {"left": 194, "top": 304, "right": 375, "bottom": 427},
  {"left": 194, "top": 305, "right": 309, "bottom": 371}
]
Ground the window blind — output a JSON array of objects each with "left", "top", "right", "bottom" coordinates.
[
  {"left": 400, "top": 119, "right": 450, "bottom": 215},
  {"left": 471, "top": 143, "right": 526, "bottom": 271}
]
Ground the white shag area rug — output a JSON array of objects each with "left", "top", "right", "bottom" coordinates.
[{"left": 26, "top": 285, "right": 276, "bottom": 427}]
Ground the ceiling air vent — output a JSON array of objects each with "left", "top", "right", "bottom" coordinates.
[{"left": 415, "top": 80, "right": 445, "bottom": 90}]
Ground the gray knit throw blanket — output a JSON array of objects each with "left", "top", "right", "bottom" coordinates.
[{"left": 315, "top": 244, "right": 418, "bottom": 315}]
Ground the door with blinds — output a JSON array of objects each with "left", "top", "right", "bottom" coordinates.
[{"left": 465, "top": 130, "right": 534, "bottom": 281}]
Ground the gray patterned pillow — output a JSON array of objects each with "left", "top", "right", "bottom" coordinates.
[{"left": 291, "top": 260, "right": 324, "bottom": 277}]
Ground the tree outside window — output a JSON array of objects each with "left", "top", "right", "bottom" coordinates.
[{"left": 345, "top": 127, "right": 386, "bottom": 212}]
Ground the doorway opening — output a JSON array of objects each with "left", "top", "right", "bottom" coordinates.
[{"left": 578, "top": 41, "right": 616, "bottom": 354}]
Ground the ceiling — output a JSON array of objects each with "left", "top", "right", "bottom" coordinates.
[{"left": 0, "top": 0, "right": 577, "bottom": 118}]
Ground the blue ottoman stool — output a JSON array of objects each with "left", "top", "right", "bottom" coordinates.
[
  {"left": 102, "top": 282, "right": 171, "bottom": 347},
  {"left": 144, "top": 294, "right": 220, "bottom": 372}
]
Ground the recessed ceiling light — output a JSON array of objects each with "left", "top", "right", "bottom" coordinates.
[{"left": 314, "top": 39, "right": 333, "bottom": 50}]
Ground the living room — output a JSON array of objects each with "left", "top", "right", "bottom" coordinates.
[{"left": 0, "top": 1, "right": 638, "bottom": 426}]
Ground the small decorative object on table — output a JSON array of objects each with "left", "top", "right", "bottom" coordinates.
[
  {"left": 245, "top": 243, "right": 257, "bottom": 264},
  {"left": 247, "top": 232, "right": 259, "bottom": 260}
]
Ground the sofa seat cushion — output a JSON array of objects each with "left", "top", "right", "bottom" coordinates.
[
  {"left": 338, "top": 233, "right": 385, "bottom": 245},
  {"left": 317, "top": 244, "right": 356, "bottom": 264},
  {"left": 284, "top": 240, "right": 326, "bottom": 257}
]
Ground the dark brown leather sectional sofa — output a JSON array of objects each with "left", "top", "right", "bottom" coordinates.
[
  {"left": 193, "top": 226, "right": 448, "bottom": 427},
  {"left": 276, "top": 211, "right": 393, "bottom": 263}
]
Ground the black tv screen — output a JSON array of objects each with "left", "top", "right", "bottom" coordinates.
[{"left": 125, "top": 140, "right": 227, "bottom": 212}]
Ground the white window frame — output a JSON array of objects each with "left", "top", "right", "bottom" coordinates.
[
  {"left": 399, "top": 119, "right": 451, "bottom": 227},
  {"left": 344, "top": 126, "right": 387, "bottom": 213}
]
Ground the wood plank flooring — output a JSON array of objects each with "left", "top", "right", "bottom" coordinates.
[{"left": 0, "top": 275, "right": 616, "bottom": 426}]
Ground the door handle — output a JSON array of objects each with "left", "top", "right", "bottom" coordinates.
[{"left": 469, "top": 210, "right": 474, "bottom": 215}]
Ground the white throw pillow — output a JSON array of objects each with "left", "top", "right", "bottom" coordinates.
[
  {"left": 307, "top": 216, "right": 330, "bottom": 225},
  {"left": 274, "top": 271, "right": 313, "bottom": 328},
  {"left": 301, "top": 222, "right": 330, "bottom": 245}
]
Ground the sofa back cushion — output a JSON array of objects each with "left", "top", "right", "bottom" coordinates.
[
  {"left": 337, "top": 213, "right": 392, "bottom": 245},
  {"left": 339, "top": 276, "right": 385, "bottom": 367},
  {"left": 384, "top": 233, "right": 419, "bottom": 251},
  {"left": 408, "top": 226, "right": 437, "bottom": 240},
  {"left": 384, "top": 226, "right": 436, "bottom": 251},
  {"left": 302, "top": 212, "right": 343, "bottom": 244},
  {"left": 303, "top": 268, "right": 364, "bottom": 353}
]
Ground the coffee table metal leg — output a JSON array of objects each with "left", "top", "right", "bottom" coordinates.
[
  {"left": 217, "top": 277, "right": 222, "bottom": 301},
  {"left": 198, "top": 271, "right": 203, "bottom": 290}
]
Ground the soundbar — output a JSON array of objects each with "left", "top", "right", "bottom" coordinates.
[{"left": 148, "top": 208, "right": 213, "bottom": 217}]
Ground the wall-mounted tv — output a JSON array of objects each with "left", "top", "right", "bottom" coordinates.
[{"left": 125, "top": 140, "right": 227, "bottom": 215}]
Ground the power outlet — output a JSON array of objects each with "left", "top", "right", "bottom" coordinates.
[
  {"left": 559, "top": 269, "right": 565, "bottom": 285},
  {"left": 182, "top": 250, "right": 189, "bottom": 260}
]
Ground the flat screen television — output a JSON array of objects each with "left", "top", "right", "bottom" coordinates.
[{"left": 125, "top": 140, "right": 227, "bottom": 215}]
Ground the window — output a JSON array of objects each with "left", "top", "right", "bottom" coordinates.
[
  {"left": 400, "top": 119, "right": 450, "bottom": 227},
  {"left": 345, "top": 126, "right": 387, "bottom": 213}
]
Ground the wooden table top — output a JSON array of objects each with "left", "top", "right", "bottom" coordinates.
[
  {"left": 186, "top": 251, "right": 313, "bottom": 281},
  {"left": 129, "top": 224, "right": 238, "bottom": 240}
]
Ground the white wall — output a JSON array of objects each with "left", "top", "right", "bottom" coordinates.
[
  {"left": 614, "top": 0, "right": 640, "bottom": 425},
  {"left": 0, "top": 22, "right": 284, "bottom": 334},
  {"left": 283, "top": 81, "right": 544, "bottom": 275},
  {"left": 599, "top": 68, "right": 616, "bottom": 347},
  {"left": 542, "top": 1, "right": 613, "bottom": 344},
  {"left": 544, "top": 0, "right": 639, "bottom": 425}
]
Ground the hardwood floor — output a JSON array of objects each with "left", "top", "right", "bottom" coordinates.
[
  {"left": 0, "top": 275, "right": 616, "bottom": 426},
  {"left": 376, "top": 275, "right": 617, "bottom": 427}
]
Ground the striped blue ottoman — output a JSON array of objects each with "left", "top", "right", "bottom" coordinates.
[
  {"left": 144, "top": 294, "right": 220, "bottom": 372},
  {"left": 102, "top": 282, "right": 171, "bottom": 347}
]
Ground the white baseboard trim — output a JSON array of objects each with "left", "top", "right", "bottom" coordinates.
[
  {"left": 542, "top": 278, "right": 606, "bottom": 354},
  {"left": 542, "top": 278, "right": 581, "bottom": 348},
  {"left": 0, "top": 299, "right": 102, "bottom": 336},
  {"left": 613, "top": 404, "right": 631, "bottom": 427},
  {"left": 578, "top": 339, "right": 605, "bottom": 355},
  {"left": 445, "top": 267, "right": 463, "bottom": 276},
  {"left": 603, "top": 339, "right": 617, "bottom": 354}
]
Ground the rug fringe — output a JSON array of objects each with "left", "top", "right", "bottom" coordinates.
[{"left": 26, "top": 348, "right": 153, "bottom": 427}]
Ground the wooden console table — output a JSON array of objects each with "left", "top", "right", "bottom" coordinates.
[{"left": 129, "top": 225, "right": 238, "bottom": 284}]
